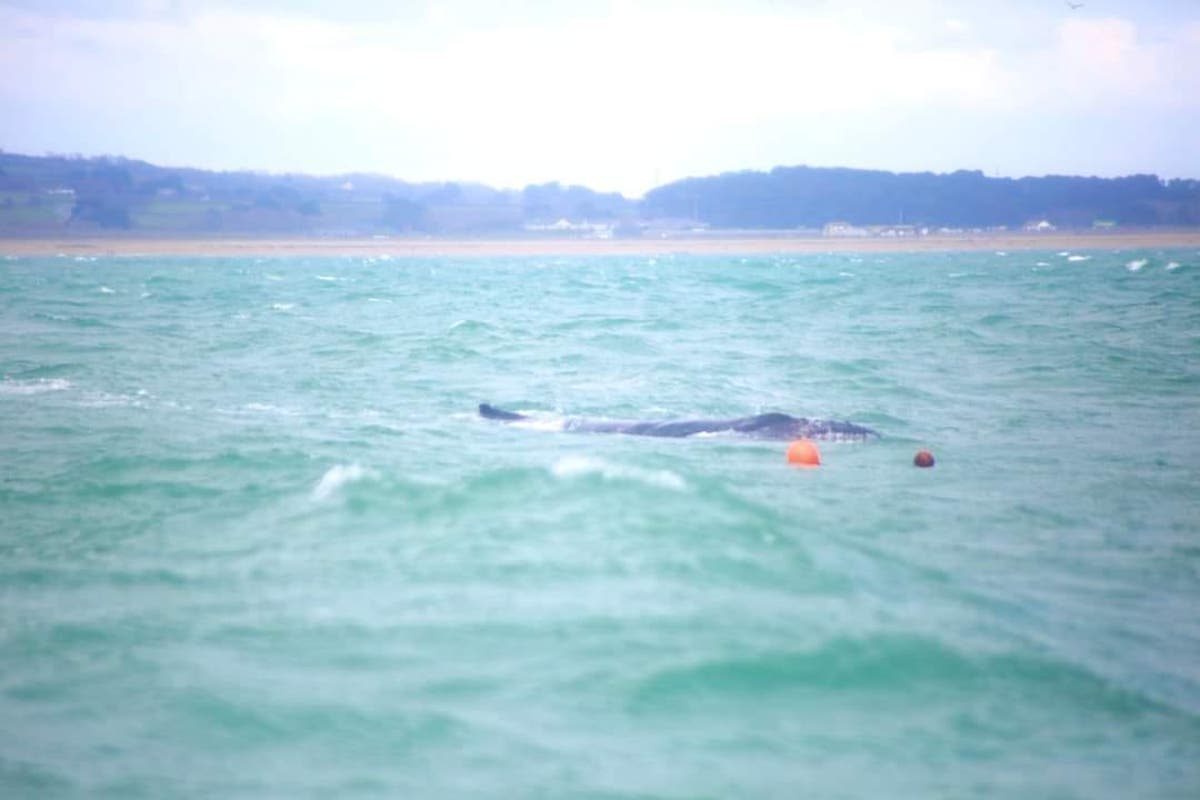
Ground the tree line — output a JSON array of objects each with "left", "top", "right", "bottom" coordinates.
[
  {"left": 2, "top": 151, "right": 1197, "bottom": 234},
  {"left": 642, "top": 166, "right": 1200, "bottom": 229}
]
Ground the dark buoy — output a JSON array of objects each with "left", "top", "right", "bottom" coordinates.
[{"left": 913, "top": 449, "right": 935, "bottom": 468}]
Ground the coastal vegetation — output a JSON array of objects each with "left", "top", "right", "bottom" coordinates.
[
  {"left": 644, "top": 166, "right": 1200, "bottom": 230},
  {"left": 1, "top": 151, "right": 1197, "bottom": 237}
]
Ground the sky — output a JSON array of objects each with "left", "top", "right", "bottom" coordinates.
[{"left": 1, "top": 0, "right": 1198, "bottom": 196}]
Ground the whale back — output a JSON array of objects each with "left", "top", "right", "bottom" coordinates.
[{"left": 479, "top": 404, "right": 878, "bottom": 441}]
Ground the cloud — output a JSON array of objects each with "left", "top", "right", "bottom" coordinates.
[
  {"left": 0, "top": 5, "right": 1008, "bottom": 113},
  {"left": 990, "top": 15, "right": 1200, "bottom": 113},
  {"left": 1056, "top": 18, "right": 1160, "bottom": 100},
  {"left": 1, "top": 2, "right": 1197, "bottom": 191}
]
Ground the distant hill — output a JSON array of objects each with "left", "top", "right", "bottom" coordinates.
[
  {"left": 1, "top": 151, "right": 1197, "bottom": 236},
  {"left": 644, "top": 165, "right": 1200, "bottom": 230},
  {"left": 0, "top": 152, "right": 633, "bottom": 236}
]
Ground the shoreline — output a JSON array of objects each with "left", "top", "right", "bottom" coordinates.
[{"left": 2, "top": 231, "right": 1199, "bottom": 257}]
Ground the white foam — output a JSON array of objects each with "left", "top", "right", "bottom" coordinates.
[
  {"left": 1126, "top": 259, "right": 1147, "bottom": 271},
  {"left": 0, "top": 378, "right": 72, "bottom": 395},
  {"left": 1036, "top": 262, "right": 1051, "bottom": 267},
  {"left": 512, "top": 416, "right": 568, "bottom": 433},
  {"left": 313, "top": 463, "right": 375, "bottom": 500},
  {"left": 502, "top": 409, "right": 568, "bottom": 433},
  {"left": 551, "top": 455, "right": 686, "bottom": 491},
  {"left": 243, "top": 402, "right": 299, "bottom": 416},
  {"left": 271, "top": 303, "right": 295, "bottom": 311},
  {"left": 1067, "top": 255, "right": 1090, "bottom": 262},
  {"left": 316, "top": 275, "right": 338, "bottom": 282},
  {"left": 99, "top": 286, "right": 116, "bottom": 294},
  {"left": 1166, "top": 262, "right": 1182, "bottom": 271},
  {"left": 76, "top": 391, "right": 148, "bottom": 408}
]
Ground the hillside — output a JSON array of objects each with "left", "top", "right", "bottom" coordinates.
[
  {"left": 0, "top": 152, "right": 633, "bottom": 237},
  {"left": 644, "top": 166, "right": 1200, "bottom": 230},
  {"left": 2, "top": 151, "right": 1198, "bottom": 237}
]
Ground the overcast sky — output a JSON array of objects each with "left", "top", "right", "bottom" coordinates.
[{"left": 2, "top": 0, "right": 1197, "bottom": 196}]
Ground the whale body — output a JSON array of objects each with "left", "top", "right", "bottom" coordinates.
[{"left": 479, "top": 403, "right": 878, "bottom": 442}]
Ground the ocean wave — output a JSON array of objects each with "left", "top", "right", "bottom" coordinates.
[
  {"left": 631, "top": 634, "right": 1172, "bottom": 718},
  {"left": 1126, "top": 259, "right": 1147, "bottom": 272},
  {"left": 242, "top": 402, "right": 299, "bottom": 415},
  {"left": 0, "top": 378, "right": 72, "bottom": 395},
  {"left": 551, "top": 455, "right": 687, "bottom": 491},
  {"left": 448, "top": 319, "right": 497, "bottom": 334},
  {"left": 76, "top": 390, "right": 152, "bottom": 408},
  {"left": 312, "top": 463, "right": 377, "bottom": 500}
]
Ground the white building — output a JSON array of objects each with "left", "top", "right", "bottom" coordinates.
[{"left": 822, "top": 221, "right": 869, "bottom": 237}]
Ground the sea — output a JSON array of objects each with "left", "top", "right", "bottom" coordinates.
[{"left": 1, "top": 249, "right": 1198, "bottom": 798}]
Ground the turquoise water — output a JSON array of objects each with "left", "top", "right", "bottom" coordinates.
[{"left": 1, "top": 249, "right": 1198, "bottom": 798}]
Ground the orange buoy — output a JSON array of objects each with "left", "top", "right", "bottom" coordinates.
[
  {"left": 786, "top": 439, "right": 821, "bottom": 467},
  {"left": 913, "top": 449, "right": 935, "bottom": 468}
]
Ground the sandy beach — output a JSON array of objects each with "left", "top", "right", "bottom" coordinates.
[{"left": 2, "top": 230, "right": 1199, "bottom": 258}]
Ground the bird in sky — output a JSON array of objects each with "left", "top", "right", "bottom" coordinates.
[{"left": 1066, "top": 1, "right": 1084, "bottom": 9}]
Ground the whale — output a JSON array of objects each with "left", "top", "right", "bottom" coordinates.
[{"left": 479, "top": 403, "right": 879, "bottom": 441}]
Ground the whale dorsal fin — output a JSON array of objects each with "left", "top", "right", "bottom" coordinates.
[{"left": 479, "top": 403, "right": 527, "bottom": 421}]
